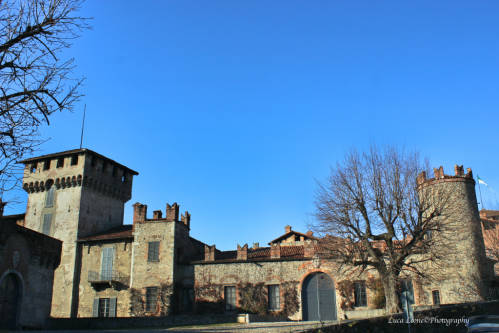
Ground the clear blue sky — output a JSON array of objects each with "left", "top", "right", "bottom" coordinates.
[{"left": 5, "top": 1, "right": 499, "bottom": 250}]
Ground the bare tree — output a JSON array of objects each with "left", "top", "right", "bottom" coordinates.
[
  {"left": 0, "top": 0, "right": 88, "bottom": 199},
  {"left": 312, "top": 146, "right": 456, "bottom": 313}
]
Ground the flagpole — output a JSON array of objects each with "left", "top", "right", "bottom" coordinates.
[
  {"left": 477, "top": 175, "right": 484, "bottom": 211},
  {"left": 80, "top": 104, "right": 86, "bottom": 149}
]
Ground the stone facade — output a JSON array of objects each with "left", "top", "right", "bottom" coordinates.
[
  {"left": 20, "top": 149, "right": 138, "bottom": 318},
  {"left": 416, "top": 166, "right": 493, "bottom": 302},
  {"left": 0, "top": 213, "right": 61, "bottom": 329},
  {"left": 14, "top": 149, "right": 496, "bottom": 321}
]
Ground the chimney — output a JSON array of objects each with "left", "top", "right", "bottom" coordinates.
[
  {"left": 304, "top": 240, "right": 316, "bottom": 257},
  {"left": 204, "top": 244, "right": 216, "bottom": 261},
  {"left": 166, "top": 203, "right": 179, "bottom": 221},
  {"left": 237, "top": 244, "right": 248, "bottom": 260},
  {"left": 416, "top": 171, "right": 426, "bottom": 185},
  {"left": 252, "top": 242, "right": 259, "bottom": 249},
  {"left": 270, "top": 243, "right": 281, "bottom": 259},
  {"left": 153, "top": 210, "right": 162, "bottom": 219},
  {"left": 133, "top": 202, "right": 147, "bottom": 223},
  {"left": 285, "top": 225, "right": 292, "bottom": 233},
  {"left": 306, "top": 230, "right": 314, "bottom": 237},
  {"left": 181, "top": 211, "right": 191, "bottom": 228}
]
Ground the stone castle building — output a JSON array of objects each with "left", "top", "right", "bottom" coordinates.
[
  {"left": 10, "top": 148, "right": 497, "bottom": 321},
  {"left": 0, "top": 208, "right": 62, "bottom": 329}
]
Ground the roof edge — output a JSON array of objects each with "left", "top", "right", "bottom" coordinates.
[{"left": 18, "top": 148, "right": 139, "bottom": 175}]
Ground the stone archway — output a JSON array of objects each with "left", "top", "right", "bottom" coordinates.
[
  {"left": 0, "top": 273, "right": 22, "bottom": 329},
  {"left": 301, "top": 272, "right": 337, "bottom": 321}
]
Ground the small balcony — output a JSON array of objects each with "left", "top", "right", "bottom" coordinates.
[{"left": 88, "top": 270, "right": 128, "bottom": 290}]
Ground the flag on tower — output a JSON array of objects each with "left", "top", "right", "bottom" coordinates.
[{"left": 477, "top": 175, "right": 488, "bottom": 186}]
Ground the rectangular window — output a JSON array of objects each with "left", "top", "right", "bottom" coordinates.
[
  {"left": 101, "top": 247, "right": 114, "bottom": 280},
  {"left": 30, "top": 163, "right": 37, "bottom": 173},
  {"left": 93, "top": 298, "right": 116, "bottom": 318},
  {"left": 224, "top": 286, "right": 236, "bottom": 311},
  {"left": 432, "top": 290, "right": 440, "bottom": 305},
  {"left": 45, "top": 187, "right": 55, "bottom": 208},
  {"left": 145, "top": 287, "right": 158, "bottom": 312},
  {"left": 148, "top": 241, "right": 160, "bottom": 262},
  {"left": 71, "top": 155, "right": 78, "bottom": 165},
  {"left": 43, "top": 160, "right": 50, "bottom": 170},
  {"left": 42, "top": 213, "right": 52, "bottom": 235},
  {"left": 354, "top": 281, "right": 367, "bottom": 307},
  {"left": 98, "top": 298, "right": 110, "bottom": 317},
  {"left": 56, "top": 158, "right": 64, "bottom": 168},
  {"left": 268, "top": 285, "right": 280, "bottom": 310}
]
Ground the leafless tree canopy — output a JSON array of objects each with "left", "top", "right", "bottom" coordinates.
[
  {"left": 0, "top": 0, "right": 88, "bottom": 196},
  {"left": 313, "top": 146, "right": 455, "bottom": 313}
]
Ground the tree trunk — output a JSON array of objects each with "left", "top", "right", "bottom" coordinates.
[{"left": 382, "top": 272, "right": 400, "bottom": 314}]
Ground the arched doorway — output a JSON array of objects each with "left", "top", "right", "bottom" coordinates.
[
  {"left": 302, "top": 272, "right": 337, "bottom": 321},
  {"left": 0, "top": 273, "right": 22, "bottom": 329}
]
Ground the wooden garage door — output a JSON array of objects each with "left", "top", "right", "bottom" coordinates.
[{"left": 302, "top": 272, "right": 336, "bottom": 321}]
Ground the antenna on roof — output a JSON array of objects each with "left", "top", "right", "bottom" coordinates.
[{"left": 79, "top": 104, "right": 86, "bottom": 149}]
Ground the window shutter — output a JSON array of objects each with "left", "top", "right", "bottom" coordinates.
[
  {"left": 101, "top": 247, "right": 114, "bottom": 280},
  {"left": 224, "top": 286, "right": 236, "bottom": 311},
  {"left": 268, "top": 285, "right": 280, "bottom": 310},
  {"left": 92, "top": 298, "right": 99, "bottom": 317},
  {"left": 42, "top": 213, "right": 52, "bottom": 235},
  {"left": 109, "top": 297, "right": 117, "bottom": 317},
  {"left": 148, "top": 241, "right": 160, "bottom": 262},
  {"left": 45, "top": 187, "right": 55, "bottom": 207}
]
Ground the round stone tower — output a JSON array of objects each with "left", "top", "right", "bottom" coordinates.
[{"left": 416, "top": 165, "right": 491, "bottom": 302}]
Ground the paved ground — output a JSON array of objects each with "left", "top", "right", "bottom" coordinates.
[
  {"left": 167, "top": 321, "right": 337, "bottom": 332},
  {"left": 34, "top": 321, "right": 339, "bottom": 333}
]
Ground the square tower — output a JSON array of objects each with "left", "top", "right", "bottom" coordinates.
[{"left": 20, "top": 148, "right": 138, "bottom": 318}]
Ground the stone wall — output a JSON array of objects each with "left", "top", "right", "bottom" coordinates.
[
  {"left": 21, "top": 150, "right": 136, "bottom": 318},
  {"left": 23, "top": 168, "right": 84, "bottom": 318},
  {"left": 77, "top": 240, "right": 133, "bottom": 317},
  {"left": 417, "top": 167, "right": 492, "bottom": 303},
  {"left": 131, "top": 214, "right": 176, "bottom": 315},
  {"left": 0, "top": 219, "right": 61, "bottom": 329},
  {"left": 192, "top": 259, "right": 354, "bottom": 320}
]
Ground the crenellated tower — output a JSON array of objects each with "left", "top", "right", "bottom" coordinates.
[
  {"left": 20, "top": 148, "right": 138, "bottom": 318},
  {"left": 417, "top": 165, "right": 491, "bottom": 302}
]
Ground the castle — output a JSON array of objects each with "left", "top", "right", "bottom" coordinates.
[{"left": 1, "top": 148, "right": 497, "bottom": 326}]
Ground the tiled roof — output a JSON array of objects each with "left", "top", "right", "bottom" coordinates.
[
  {"left": 191, "top": 245, "right": 306, "bottom": 263},
  {"left": 269, "top": 230, "right": 318, "bottom": 244},
  {"left": 78, "top": 225, "right": 133, "bottom": 242}
]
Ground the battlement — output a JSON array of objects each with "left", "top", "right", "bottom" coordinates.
[
  {"left": 417, "top": 164, "right": 474, "bottom": 185},
  {"left": 132, "top": 201, "right": 190, "bottom": 228},
  {"left": 21, "top": 148, "right": 138, "bottom": 202}
]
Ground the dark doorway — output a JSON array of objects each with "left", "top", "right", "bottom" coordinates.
[
  {"left": 0, "top": 273, "right": 21, "bottom": 329},
  {"left": 302, "top": 272, "right": 337, "bottom": 321}
]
